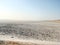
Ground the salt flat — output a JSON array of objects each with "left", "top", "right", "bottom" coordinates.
[
  {"left": 0, "top": 34, "right": 60, "bottom": 45},
  {"left": 0, "top": 21, "right": 60, "bottom": 45}
]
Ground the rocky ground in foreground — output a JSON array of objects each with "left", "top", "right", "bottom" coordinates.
[
  {"left": 0, "top": 40, "right": 60, "bottom": 45},
  {"left": 0, "top": 40, "right": 39, "bottom": 45},
  {"left": 0, "top": 21, "right": 60, "bottom": 42},
  {"left": 0, "top": 21, "right": 60, "bottom": 45}
]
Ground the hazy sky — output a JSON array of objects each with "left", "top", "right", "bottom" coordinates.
[{"left": 0, "top": 0, "right": 60, "bottom": 21}]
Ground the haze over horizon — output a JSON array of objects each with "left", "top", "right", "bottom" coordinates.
[{"left": 0, "top": 0, "right": 60, "bottom": 21}]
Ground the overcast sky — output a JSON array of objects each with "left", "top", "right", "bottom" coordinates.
[{"left": 0, "top": 0, "right": 60, "bottom": 21}]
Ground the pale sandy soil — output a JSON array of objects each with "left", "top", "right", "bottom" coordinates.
[
  {"left": 0, "top": 35, "right": 60, "bottom": 45},
  {"left": 0, "top": 40, "right": 39, "bottom": 45},
  {"left": 0, "top": 21, "right": 60, "bottom": 45},
  {"left": 47, "top": 20, "right": 60, "bottom": 23}
]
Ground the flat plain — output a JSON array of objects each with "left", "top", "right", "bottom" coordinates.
[{"left": 0, "top": 20, "right": 60, "bottom": 45}]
